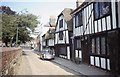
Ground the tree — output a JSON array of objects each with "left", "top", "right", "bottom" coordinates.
[
  {"left": 2, "top": 14, "right": 17, "bottom": 46},
  {"left": 2, "top": 6, "right": 40, "bottom": 47}
]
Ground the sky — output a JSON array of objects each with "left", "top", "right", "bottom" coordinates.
[{"left": 1, "top": 0, "right": 77, "bottom": 36}]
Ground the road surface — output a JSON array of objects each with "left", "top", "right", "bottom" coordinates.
[{"left": 16, "top": 49, "right": 79, "bottom": 75}]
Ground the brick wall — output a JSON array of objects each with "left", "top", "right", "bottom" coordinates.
[{"left": 0, "top": 47, "right": 22, "bottom": 75}]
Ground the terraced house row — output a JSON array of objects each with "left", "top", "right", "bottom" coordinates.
[{"left": 42, "top": 0, "right": 120, "bottom": 75}]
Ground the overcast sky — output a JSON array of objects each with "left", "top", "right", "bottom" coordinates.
[{"left": 1, "top": 0, "right": 78, "bottom": 36}]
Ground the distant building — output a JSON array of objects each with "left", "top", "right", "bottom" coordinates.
[
  {"left": 45, "top": 27, "right": 55, "bottom": 52},
  {"left": 42, "top": 16, "right": 56, "bottom": 52},
  {"left": 42, "top": 34, "right": 46, "bottom": 50},
  {"left": 49, "top": 16, "right": 56, "bottom": 26}
]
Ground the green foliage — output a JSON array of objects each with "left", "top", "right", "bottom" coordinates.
[{"left": 2, "top": 13, "right": 40, "bottom": 47}]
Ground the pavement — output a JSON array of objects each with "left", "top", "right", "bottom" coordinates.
[{"left": 52, "top": 57, "right": 112, "bottom": 76}]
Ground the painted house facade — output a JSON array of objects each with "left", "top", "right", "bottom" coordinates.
[
  {"left": 42, "top": 34, "right": 46, "bottom": 50},
  {"left": 55, "top": 8, "right": 73, "bottom": 59},
  {"left": 42, "top": 16, "right": 56, "bottom": 52},
  {"left": 45, "top": 27, "right": 55, "bottom": 52},
  {"left": 71, "top": 0, "right": 120, "bottom": 74}
]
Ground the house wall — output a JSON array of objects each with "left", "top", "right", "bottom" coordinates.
[
  {"left": 55, "top": 31, "right": 69, "bottom": 44},
  {"left": 48, "top": 39, "right": 54, "bottom": 46},
  {"left": 73, "top": 17, "right": 84, "bottom": 36},
  {"left": 42, "top": 41, "right": 46, "bottom": 46},
  {"left": 73, "top": 2, "right": 120, "bottom": 73},
  {"left": 55, "top": 14, "right": 71, "bottom": 59}
]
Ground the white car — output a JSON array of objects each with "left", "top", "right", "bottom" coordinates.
[{"left": 40, "top": 49, "right": 55, "bottom": 60}]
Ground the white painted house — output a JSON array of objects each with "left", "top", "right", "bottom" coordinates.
[{"left": 55, "top": 8, "right": 73, "bottom": 59}]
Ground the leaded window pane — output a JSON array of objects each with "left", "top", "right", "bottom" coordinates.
[
  {"left": 75, "top": 11, "right": 83, "bottom": 27},
  {"left": 76, "top": 39, "right": 81, "bottom": 49},
  {"left": 75, "top": 15, "right": 78, "bottom": 27},
  {"left": 59, "top": 31, "right": 63, "bottom": 40},
  {"left": 96, "top": 37, "right": 100, "bottom": 54},
  {"left": 60, "top": 47, "right": 67, "bottom": 56},
  {"left": 94, "top": 2, "right": 111, "bottom": 20},
  {"left": 94, "top": 2, "right": 99, "bottom": 19},
  {"left": 92, "top": 39, "right": 95, "bottom": 53},
  {"left": 78, "top": 12, "right": 83, "bottom": 26},
  {"left": 59, "top": 19, "right": 63, "bottom": 28},
  {"left": 100, "top": 2, "right": 110, "bottom": 17},
  {"left": 107, "top": 38, "right": 109, "bottom": 55},
  {"left": 101, "top": 37, "right": 106, "bottom": 54}
]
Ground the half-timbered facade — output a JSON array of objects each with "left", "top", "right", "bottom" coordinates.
[
  {"left": 55, "top": 8, "right": 73, "bottom": 59},
  {"left": 42, "top": 34, "right": 46, "bottom": 50},
  {"left": 72, "top": 0, "right": 120, "bottom": 74},
  {"left": 45, "top": 27, "right": 55, "bottom": 53}
]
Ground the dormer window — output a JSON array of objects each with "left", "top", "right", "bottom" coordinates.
[
  {"left": 94, "top": 2, "right": 111, "bottom": 20},
  {"left": 75, "top": 11, "right": 83, "bottom": 28},
  {"left": 59, "top": 19, "right": 63, "bottom": 28}
]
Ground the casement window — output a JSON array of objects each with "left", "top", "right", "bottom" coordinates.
[
  {"left": 59, "top": 19, "right": 63, "bottom": 28},
  {"left": 59, "top": 31, "right": 63, "bottom": 40},
  {"left": 101, "top": 37, "right": 106, "bottom": 55},
  {"left": 75, "top": 39, "right": 81, "bottom": 49},
  {"left": 60, "top": 47, "right": 67, "bottom": 56},
  {"left": 92, "top": 39, "right": 95, "bottom": 53},
  {"left": 91, "top": 36, "right": 109, "bottom": 56},
  {"left": 94, "top": 2, "right": 111, "bottom": 20},
  {"left": 96, "top": 37, "right": 100, "bottom": 54},
  {"left": 75, "top": 11, "right": 83, "bottom": 27}
]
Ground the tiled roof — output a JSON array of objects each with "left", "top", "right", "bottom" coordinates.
[
  {"left": 45, "top": 27, "right": 55, "bottom": 40},
  {"left": 57, "top": 8, "right": 73, "bottom": 31}
]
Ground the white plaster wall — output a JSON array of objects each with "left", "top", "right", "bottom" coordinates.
[
  {"left": 101, "top": 58, "right": 106, "bottom": 69},
  {"left": 67, "top": 46, "right": 70, "bottom": 59},
  {"left": 111, "top": 1, "right": 117, "bottom": 29},
  {"left": 48, "top": 39, "right": 54, "bottom": 46},
  {"left": 95, "top": 57, "right": 100, "bottom": 67},
  {"left": 90, "top": 56, "right": 94, "bottom": 65}
]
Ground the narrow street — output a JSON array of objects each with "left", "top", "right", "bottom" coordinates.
[{"left": 16, "top": 48, "right": 79, "bottom": 75}]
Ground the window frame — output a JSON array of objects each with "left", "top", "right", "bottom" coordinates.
[
  {"left": 59, "top": 31, "right": 63, "bottom": 40},
  {"left": 59, "top": 19, "right": 63, "bottom": 28},
  {"left": 75, "top": 11, "right": 83, "bottom": 28},
  {"left": 91, "top": 35, "right": 109, "bottom": 56},
  {"left": 94, "top": 2, "right": 111, "bottom": 20},
  {"left": 75, "top": 38, "right": 81, "bottom": 50}
]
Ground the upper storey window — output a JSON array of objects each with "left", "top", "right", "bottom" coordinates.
[
  {"left": 59, "top": 19, "right": 63, "bottom": 28},
  {"left": 94, "top": 2, "right": 111, "bottom": 20},
  {"left": 75, "top": 11, "right": 83, "bottom": 28}
]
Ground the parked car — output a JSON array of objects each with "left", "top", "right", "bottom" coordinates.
[{"left": 40, "top": 48, "right": 55, "bottom": 60}]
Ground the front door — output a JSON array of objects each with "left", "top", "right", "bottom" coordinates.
[{"left": 81, "top": 36, "right": 90, "bottom": 64}]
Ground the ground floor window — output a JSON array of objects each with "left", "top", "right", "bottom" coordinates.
[
  {"left": 75, "top": 38, "right": 81, "bottom": 49},
  {"left": 90, "top": 35, "right": 110, "bottom": 70},
  {"left": 59, "top": 46, "right": 67, "bottom": 56},
  {"left": 91, "top": 36, "right": 109, "bottom": 56}
]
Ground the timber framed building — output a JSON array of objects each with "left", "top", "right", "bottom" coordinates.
[
  {"left": 71, "top": 0, "right": 120, "bottom": 74},
  {"left": 55, "top": 8, "right": 73, "bottom": 59}
]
